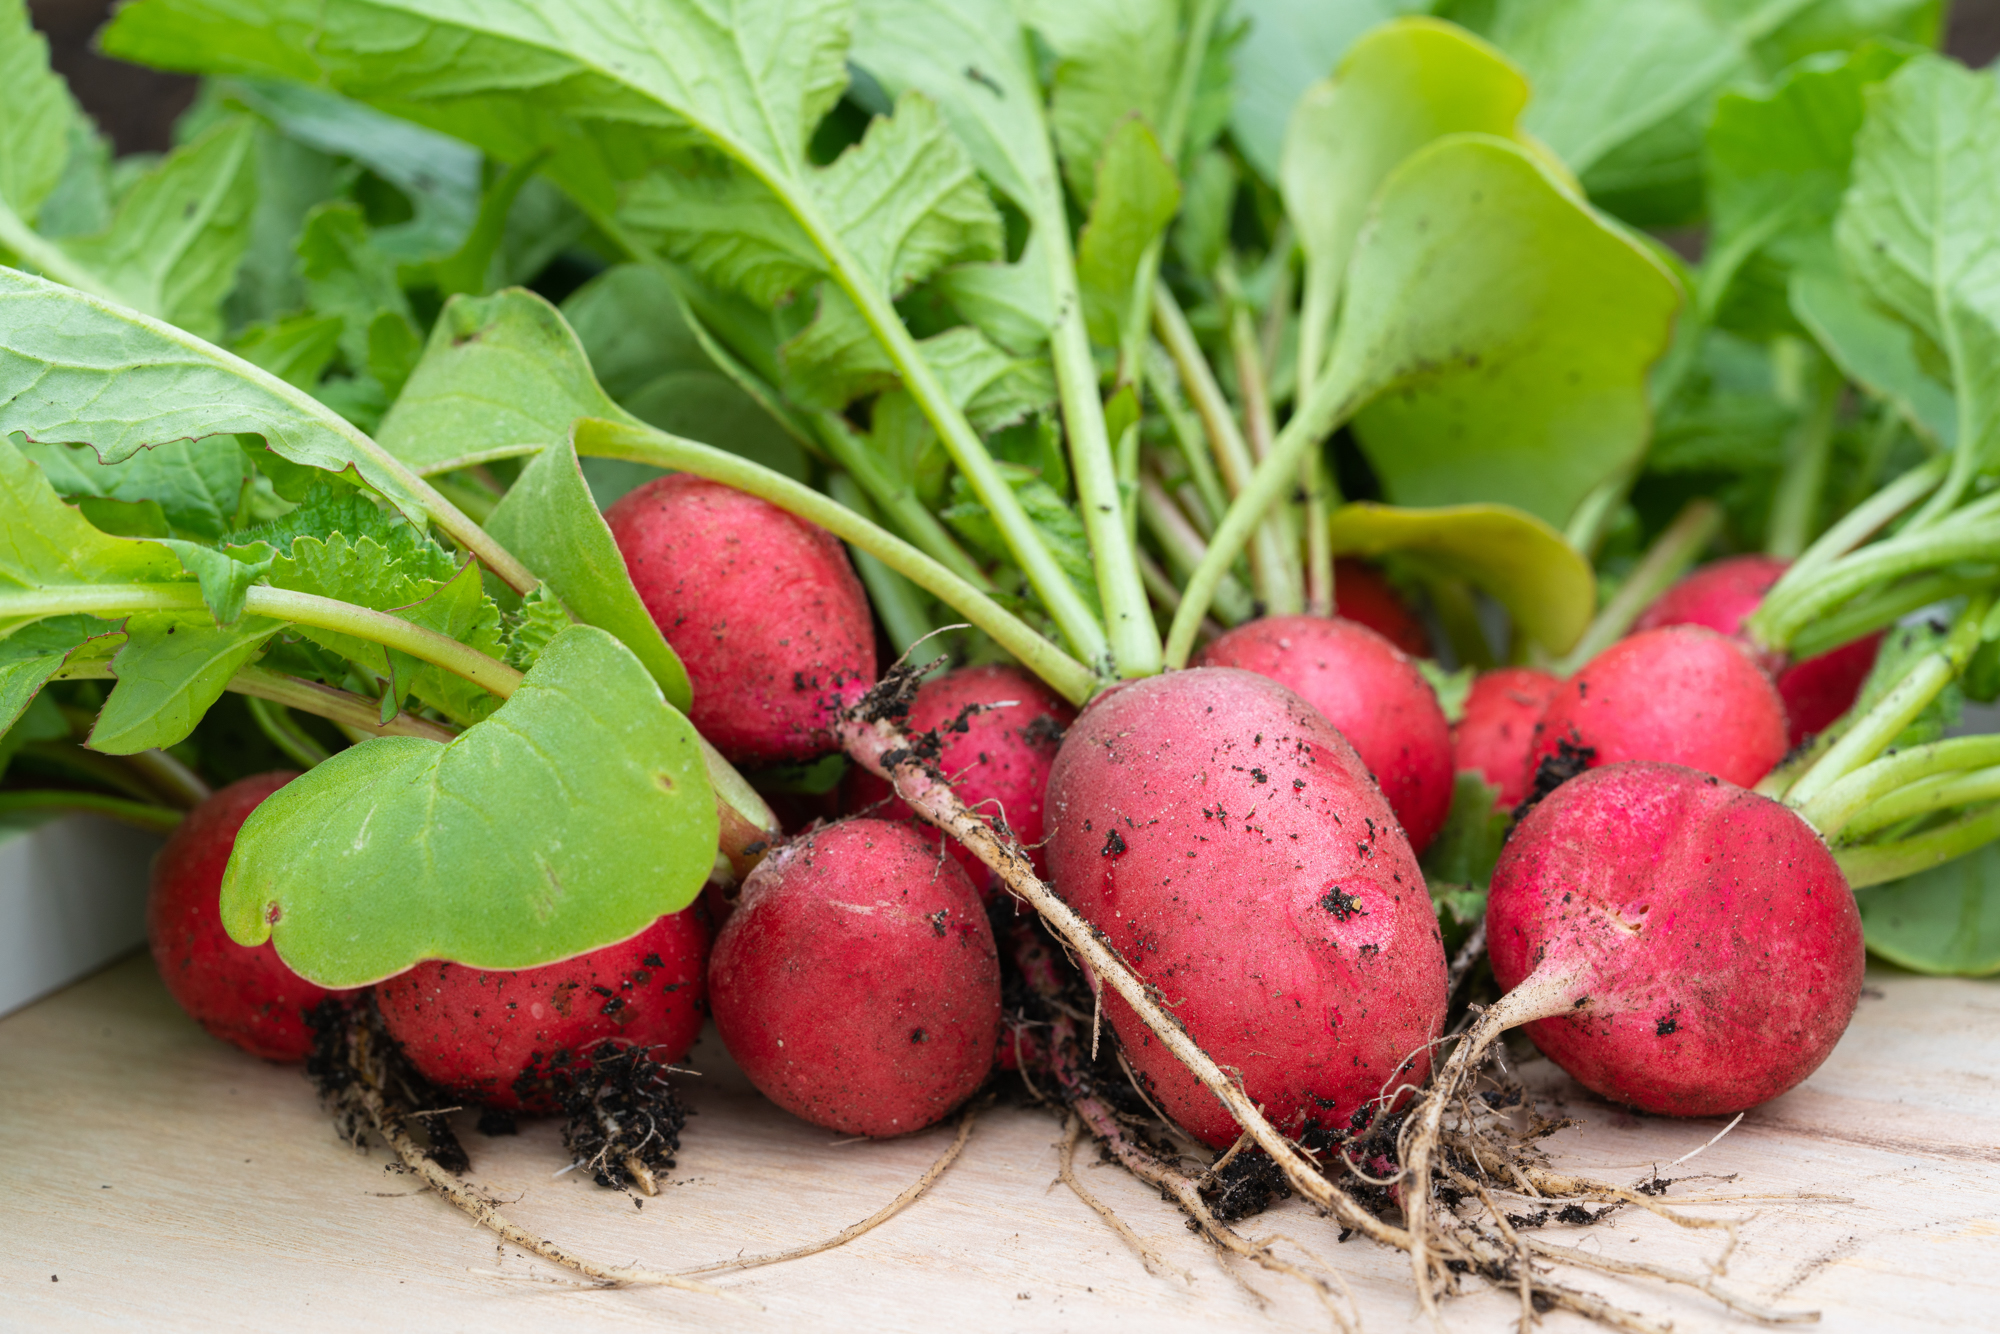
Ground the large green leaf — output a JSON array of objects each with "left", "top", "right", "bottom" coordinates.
[
  {"left": 1281, "top": 18, "right": 1529, "bottom": 387},
  {"left": 19, "top": 436, "right": 252, "bottom": 542},
  {"left": 88, "top": 613, "right": 284, "bottom": 755},
  {"left": 0, "top": 0, "right": 83, "bottom": 225},
  {"left": 1336, "top": 136, "right": 1681, "bottom": 526},
  {"left": 1835, "top": 54, "right": 2000, "bottom": 484},
  {"left": 220, "top": 625, "right": 719, "bottom": 987},
  {"left": 0, "top": 267, "right": 438, "bottom": 526},
  {"left": 1791, "top": 264, "right": 1956, "bottom": 449},
  {"left": 0, "top": 435, "right": 186, "bottom": 639},
  {"left": 1228, "top": 0, "right": 1431, "bottom": 182},
  {"left": 1326, "top": 501, "right": 1595, "bottom": 654},
  {"left": 0, "top": 615, "right": 120, "bottom": 732},
  {"left": 485, "top": 439, "right": 693, "bottom": 713},
  {"left": 377, "top": 288, "right": 629, "bottom": 475},
  {"left": 1856, "top": 842, "right": 2000, "bottom": 977},
  {"left": 1076, "top": 119, "right": 1180, "bottom": 347},
  {"left": 1016, "top": 0, "right": 1181, "bottom": 201}
]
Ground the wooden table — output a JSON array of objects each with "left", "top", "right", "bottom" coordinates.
[{"left": 3, "top": 954, "right": 1996, "bottom": 1332}]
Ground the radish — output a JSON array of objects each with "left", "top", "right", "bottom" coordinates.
[
  {"left": 845, "top": 663, "right": 1075, "bottom": 898},
  {"left": 148, "top": 772, "right": 348, "bottom": 1062},
  {"left": 1530, "top": 625, "right": 1788, "bottom": 790},
  {"left": 1452, "top": 667, "right": 1564, "bottom": 807},
  {"left": 1480, "top": 761, "right": 1863, "bottom": 1114},
  {"left": 607, "top": 474, "right": 876, "bottom": 764},
  {"left": 1333, "top": 558, "right": 1431, "bottom": 658},
  {"left": 1635, "top": 553, "right": 1883, "bottom": 746},
  {"left": 375, "top": 910, "right": 709, "bottom": 1114},
  {"left": 1044, "top": 667, "right": 1448, "bottom": 1149},
  {"left": 708, "top": 818, "right": 1001, "bottom": 1136},
  {"left": 1195, "top": 616, "right": 1454, "bottom": 852}
]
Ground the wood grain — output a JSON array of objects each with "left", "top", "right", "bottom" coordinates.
[{"left": 1, "top": 955, "right": 1995, "bottom": 1332}]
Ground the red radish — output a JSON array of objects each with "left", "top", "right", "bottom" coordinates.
[
  {"left": 1334, "top": 558, "right": 1431, "bottom": 658},
  {"left": 709, "top": 819, "right": 1000, "bottom": 1136},
  {"left": 1045, "top": 668, "right": 1448, "bottom": 1149},
  {"left": 1530, "top": 625, "right": 1787, "bottom": 790},
  {"left": 148, "top": 771, "right": 347, "bottom": 1062},
  {"left": 607, "top": 474, "right": 876, "bottom": 764},
  {"left": 1635, "top": 553, "right": 1883, "bottom": 746},
  {"left": 1195, "top": 616, "right": 1454, "bottom": 853},
  {"left": 845, "top": 663, "right": 1075, "bottom": 898},
  {"left": 1453, "top": 667, "right": 1564, "bottom": 807},
  {"left": 1485, "top": 762, "right": 1863, "bottom": 1115},
  {"left": 375, "top": 910, "right": 709, "bottom": 1114}
]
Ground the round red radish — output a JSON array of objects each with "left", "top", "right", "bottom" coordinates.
[
  {"left": 148, "top": 772, "right": 348, "bottom": 1062},
  {"left": 376, "top": 910, "right": 708, "bottom": 1113},
  {"left": 1453, "top": 667, "right": 1564, "bottom": 807},
  {"left": 607, "top": 474, "right": 875, "bottom": 764},
  {"left": 845, "top": 664, "right": 1075, "bottom": 897},
  {"left": 709, "top": 819, "right": 1000, "bottom": 1136},
  {"left": 1195, "top": 616, "right": 1453, "bottom": 853},
  {"left": 1487, "top": 762, "right": 1863, "bottom": 1116},
  {"left": 1530, "top": 625, "right": 1787, "bottom": 790},
  {"left": 1334, "top": 558, "right": 1431, "bottom": 658},
  {"left": 1635, "top": 554, "right": 1882, "bottom": 746},
  {"left": 1046, "top": 668, "right": 1447, "bottom": 1149}
]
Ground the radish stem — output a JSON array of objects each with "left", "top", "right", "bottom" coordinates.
[{"left": 1556, "top": 498, "right": 1722, "bottom": 674}]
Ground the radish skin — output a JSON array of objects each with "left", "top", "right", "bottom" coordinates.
[
  {"left": 1453, "top": 667, "right": 1564, "bottom": 807},
  {"left": 1045, "top": 667, "right": 1447, "bottom": 1148},
  {"left": 1196, "top": 615, "right": 1454, "bottom": 852}
]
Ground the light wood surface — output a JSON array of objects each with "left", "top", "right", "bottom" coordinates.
[{"left": 2, "top": 953, "right": 1996, "bottom": 1333}]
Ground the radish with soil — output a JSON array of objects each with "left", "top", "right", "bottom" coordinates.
[
  {"left": 1044, "top": 667, "right": 1449, "bottom": 1148},
  {"left": 149, "top": 772, "right": 349, "bottom": 1062},
  {"left": 1194, "top": 616, "right": 1455, "bottom": 853},
  {"left": 845, "top": 663, "right": 1075, "bottom": 896},
  {"left": 376, "top": 909, "right": 710, "bottom": 1113},
  {"left": 709, "top": 818, "right": 1001, "bottom": 1137}
]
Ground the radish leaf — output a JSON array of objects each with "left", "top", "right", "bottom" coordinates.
[
  {"left": 1229, "top": 0, "right": 1423, "bottom": 182},
  {"left": 219, "top": 624, "right": 719, "bottom": 988},
  {"left": 1856, "top": 842, "right": 2000, "bottom": 977},
  {"left": 88, "top": 613, "right": 285, "bottom": 755}
]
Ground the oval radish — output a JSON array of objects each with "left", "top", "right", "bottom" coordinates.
[
  {"left": 1530, "top": 625, "right": 1787, "bottom": 790},
  {"left": 1452, "top": 667, "right": 1563, "bottom": 807},
  {"left": 1195, "top": 616, "right": 1453, "bottom": 852},
  {"left": 1045, "top": 667, "right": 1447, "bottom": 1149},
  {"left": 1333, "top": 558, "right": 1431, "bottom": 658},
  {"left": 376, "top": 910, "right": 709, "bottom": 1114},
  {"left": 608, "top": 474, "right": 875, "bottom": 764},
  {"left": 709, "top": 819, "right": 1000, "bottom": 1136}
]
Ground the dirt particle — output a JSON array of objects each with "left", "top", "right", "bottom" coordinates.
[
  {"left": 1102, "top": 829, "right": 1127, "bottom": 857},
  {"left": 1319, "top": 887, "right": 1367, "bottom": 921}
]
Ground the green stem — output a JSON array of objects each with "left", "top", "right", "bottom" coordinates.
[
  {"left": 246, "top": 695, "right": 333, "bottom": 768},
  {"left": 1842, "top": 764, "right": 2000, "bottom": 844},
  {"left": 18, "top": 741, "right": 166, "bottom": 804},
  {"left": 1797, "top": 735, "right": 2000, "bottom": 840},
  {"left": 9, "top": 584, "right": 526, "bottom": 700},
  {"left": 1783, "top": 596, "right": 1993, "bottom": 811},
  {"left": 1304, "top": 452, "right": 1337, "bottom": 619},
  {"left": 0, "top": 790, "right": 183, "bottom": 834},
  {"left": 227, "top": 665, "right": 459, "bottom": 743},
  {"left": 124, "top": 747, "right": 211, "bottom": 809},
  {"left": 1136, "top": 472, "right": 1253, "bottom": 625},
  {"left": 1145, "top": 349, "right": 1229, "bottom": 534},
  {"left": 813, "top": 414, "right": 995, "bottom": 589},
  {"left": 1563, "top": 463, "right": 1639, "bottom": 560},
  {"left": 828, "top": 473, "right": 947, "bottom": 658},
  {"left": 1154, "top": 284, "right": 1299, "bottom": 616},
  {"left": 1836, "top": 802, "right": 2000, "bottom": 889},
  {"left": 1765, "top": 368, "right": 1841, "bottom": 560},
  {"left": 1164, "top": 339, "right": 1372, "bottom": 667},
  {"left": 575, "top": 418, "right": 1097, "bottom": 706},
  {"left": 0, "top": 209, "right": 124, "bottom": 304},
  {"left": 1219, "top": 257, "right": 1304, "bottom": 615},
  {"left": 1779, "top": 455, "right": 1948, "bottom": 592},
  {"left": 1555, "top": 498, "right": 1722, "bottom": 675},
  {"left": 1787, "top": 570, "right": 1990, "bottom": 660},
  {"left": 1749, "top": 515, "right": 2000, "bottom": 649}
]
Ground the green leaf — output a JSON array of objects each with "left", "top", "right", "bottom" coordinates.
[
  {"left": 0, "top": 689, "right": 65, "bottom": 782},
  {"left": 157, "top": 539, "right": 275, "bottom": 626},
  {"left": 937, "top": 231, "right": 1057, "bottom": 355},
  {"left": 0, "top": 0, "right": 84, "bottom": 224},
  {"left": 377, "top": 287, "right": 629, "bottom": 475},
  {"left": 0, "top": 435, "right": 186, "bottom": 638},
  {"left": 1333, "top": 136, "right": 1681, "bottom": 527},
  {"left": 1077, "top": 119, "right": 1180, "bottom": 347},
  {"left": 0, "top": 614, "right": 116, "bottom": 732},
  {"left": 1016, "top": 0, "right": 1180, "bottom": 201},
  {"left": 17, "top": 435, "right": 252, "bottom": 542},
  {"left": 223, "top": 76, "right": 482, "bottom": 263},
  {"left": 0, "top": 267, "right": 441, "bottom": 527},
  {"left": 49, "top": 115, "right": 258, "bottom": 341},
  {"left": 1326, "top": 501, "right": 1596, "bottom": 655},
  {"left": 222, "top": 125, "right": 348, "bottom": 329},
  {"left": 1228, "top": 0, "right": 1430, "bottom": 182},
  {"left": 920, "top": 326, "right": 1057, "bottom": 434},
  {"left": 89, "top": 612, "right": 284, "bottom": 755},
  {"left": 1856, "top": 841, "right": 2000, "bottom": 977},
  {"left": 231, "top": 313, "right": 345, "bottom": 391},
  {"left": 298, "top": 202, "right": 417, "bottom": 375},
  {"left": 219, "top": 625, "right": 719, "bottom": 988},
  {"left": 502, "top": 586, "right": 569, "bottom": 671},
  {"left": 1280, "top": 18, "right": 1530, "bottom": 385},
  {"left": 1791, "top": 263, "right": 1956, "bottom": 449},
  {"left": 1420, "top": 771, "right": 1509, "bottom": 890},
  {"left": 485, "top": 439, "right": 693, "bottom": 713},
  {"left": 1835, "top": 54, "right": 2000, "bottom": 481}
]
